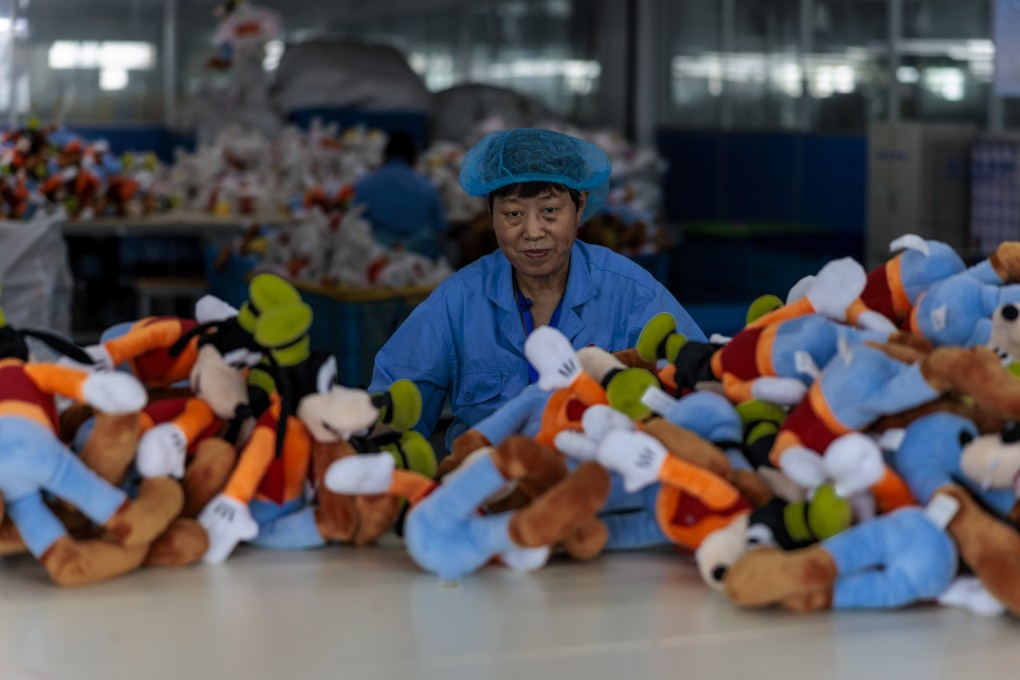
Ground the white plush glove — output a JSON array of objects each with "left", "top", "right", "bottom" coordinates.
[
  {"left": 199, "top": 494, "right": 259, "bottom": 564},
  {"left": 194, "top": 294, "right": 239, "bottom": 324},
  {"left": 855, "top": 310, "right": 897, "bottom": 333},
  {"left": 750, "top": 377, "right": 808, "bottom": 405},
  {"left": 324, "top": 453, "right": 395, "bottom": 495},
  {"left": 524, "top": 326, "right": 581, "bottom": 391},
  {"left": 823, "top": 433, "right": 886, "bottom": 498},
  {"left": 85, "top": 344, "right": 115, "bottom": 371},
  {"left": 553, "top": 405, "right": 636, "bottom": 460},
  {"left": 82, "top": 372, "right": 147, "bottom": 413},
  {"left": 806, "top": 257, "right": 866, "bottom": 321},
  {"left": 597, "top": 430, "right": 668, "bottom": 493},
  {"left": 499, "top": 545, "right": 551, "bottom": 573},
  {"left": 136, "top": 423, "right": 188, "bottom": 479},
  {"left": 778, "top": 446, "right": 828, "bottom": 492},
  {"left": 938, "top": 576, "right": 1006, "bottom": 617}
]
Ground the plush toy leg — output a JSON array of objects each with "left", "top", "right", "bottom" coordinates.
[
  {"left": 77, "top": 413, "right": 141, "bottom": 486},
  {"left": 308, "top": 441, "right": 360, "bottom": 543},
  {"left": 644, "top": 418, "right": 731, "bottom": 479},
  {"left": 508, "top": 461, "right": 610, "bottom": 550},
  {"left": 600, "top": 509, "right": 671, "bottom": 550},
  {"left": 40, "top": 534, "right": 148, "bottom": 586},
  {"left": 939, "top": 483, "right": 1020, "bottom": 616},
  {"left": 0, "top": 518, "right": 26, "bottom": 556},
  {"left": 144, "top": 518, "right": 209, "bottom": 567},
  {"left": 729, "top": 469, "right": 774, "bottom": 508},
  {"left": 992, "top": 242, "right": 1020, "bottom": 282},
  {"left": 441, "top": 430, "right": 492, "bottom": 478},
  {"left": 58, "top": 403, "right": 94, "bottom": 445},
  {"left": 489, "top": 435, "right": 568, "bottom": 496},
  {"left": 181, "top": 438, "right": 237, "bottom": 518},
  {"left": 922, "top": 346, "right": 1020, "bottom": 419},
  {"left": 103, "top": 478, "right": 184, "bottom": 547},
  {"left": 351, "top": 495, "right": 401, "bottom": 546},
  {"left": 821, "top": 508, "right": 956, "bottom": 610},
  {"left": 561, "top": 515, "right": 609, "bottom": 560},
  {"left": 724, "top": 545, "right": 838, "bottom": 608}
]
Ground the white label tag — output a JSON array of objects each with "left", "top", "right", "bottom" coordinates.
[
  {"left": 925, "top": 493, "right": 960, "bottom": 531},
  {"left": 877, "top": 428, "right": 907, "bottom": 452},
  {"left": 641, "top": 386, "right": 678, "bottom": 416},
  {"left": 930, "top": 305, "right": 948, "bottom": 332},
  {"left": 794, "top": 350, "right": 820, "bottom": 380}
]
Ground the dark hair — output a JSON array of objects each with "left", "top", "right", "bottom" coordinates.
[
  {"left": 487, "top": 181, "right": 582, "bottom": 215},
  {"left": 384, "top": 131, "right": 418, "bottom": 165}
]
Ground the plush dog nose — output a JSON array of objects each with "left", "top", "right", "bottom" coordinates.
[
  {"left": 712, "top": 565, "right": 728, "bottom": 582},
  {"left": 1003, "top": 304, "right": 1019, "bottom": 322}
]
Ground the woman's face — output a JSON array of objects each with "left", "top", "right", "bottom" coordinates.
[{"left": 491, "top": 188, "right": 587, "bottom": 281}]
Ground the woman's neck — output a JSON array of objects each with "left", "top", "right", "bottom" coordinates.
[{"left": 515, "top": 266, "right": 569, "bottom": 305}]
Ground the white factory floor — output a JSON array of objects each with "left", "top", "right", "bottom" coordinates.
[{"left": 0, "top": 542, "right": 1015, "bottom": 680}]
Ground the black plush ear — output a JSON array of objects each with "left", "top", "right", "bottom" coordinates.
[
  {"left": 168, "top": 321, "right": 221, "bottom": 357},
  {"left": 19, "top": 329, "right": 93, "bottom": 365}
]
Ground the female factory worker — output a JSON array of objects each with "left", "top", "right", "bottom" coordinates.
[{"left": 370, "top": 128, "right": 705, "bottom": 449}]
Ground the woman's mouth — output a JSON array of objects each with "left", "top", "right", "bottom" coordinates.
[{"left": 523, "top": 249, "right": 549, "bottom": 260}]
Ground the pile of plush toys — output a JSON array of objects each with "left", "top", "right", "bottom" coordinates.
[
  {"left": 13, "top": 231, "right": 1020, "bottom": 623},
  {"left": 0, "top": 119, "right": 175, "bottom": 221}
]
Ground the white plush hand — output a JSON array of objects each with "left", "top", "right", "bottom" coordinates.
[
  {"left": 324, "top": 453, "right": 395, "bottom": 495},
  {"left": 806, "top": 257, "right": 866, "bottom": 321},
  {"left": 855, "top": 310, "right": 897, "bottom": 333},
  {"left": 499, "top": 545, "right": 551, "bottom": 573},
  {"left": 199, "top": 494, "right": 259, "bottom": 564},
  {"left": 597, "top": 430, "right": 668, "bottom": 493},
  {"left": 750, "top": 377, "right": 808, "bottom": 405},
  {"left": 524, "top": 326, "right": 581, "bottom": 391},
  {"left": 82, "top": 372, "right": 147, "bottom": 413},
  {"left": 937, "top": 576, "right": 1006, "bottom": 617},
  {"left": 553, "top": 430, "right": 599, "bottom": 460},
  {"left": 85, "top": 344, "right": 115, "bottom": 371},
  {"left": 581, "top": 404, "right": 636, "bottom": 441},
  {"left": 823, "top": 433, "right": 885, "bottom": 498},
  {"left": 136, "top": 423, "right": 188, "bottom": 478},
  {"left": 778, "top": 446, "right": 828, "bottom": 491},
  {"left": 194, "top": 294, "right": 239, "bottom": 324}
]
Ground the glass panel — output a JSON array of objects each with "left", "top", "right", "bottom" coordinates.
[
  {"left": 898, "top": 1, "right": 992, "bottom": 125},
  {"left": 22, "top": 0, "right": 165, "bottom": 123},
  {"left": 729, "top": 0, "right": 800, "bottom": 130},
  {"left": 808, "top": 0, "right": 890, "bottom": 132},
  {"left": 658, "top": 0, "right": 723, "bottom": 128}
]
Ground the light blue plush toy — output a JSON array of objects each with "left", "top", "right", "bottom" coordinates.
[
  {"left": 723, "top": 505, "right": 958, "bottom": 611},
  {"left": 325, "top": 436, "right": 607, "bottom": 581}
]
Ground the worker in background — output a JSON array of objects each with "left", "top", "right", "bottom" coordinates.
[
  {"left": 354, "top": 130, "right": 448, "bottom": 259},
  {"left": 369, "top": 127, "right": 705, "bottom": 451}
]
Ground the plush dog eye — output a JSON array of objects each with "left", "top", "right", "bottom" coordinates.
[
  {"left": 1002, "top": 422, "right": 1020, "bottom": 444},
  {"left": 958, "top": 430, "right": 975, "bottom": 447}
]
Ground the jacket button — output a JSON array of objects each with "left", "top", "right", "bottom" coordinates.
[{"left": 463, "top": 392, "right": 473, "bottom": 400}]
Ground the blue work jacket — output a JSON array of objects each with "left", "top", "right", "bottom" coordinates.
[{"left": 369, "top": 241, "right": 705, "bottom": 449}]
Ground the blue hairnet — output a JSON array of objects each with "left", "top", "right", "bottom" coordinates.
[{"left": 459, "top": 128, "right": 611, "bottom": 222}]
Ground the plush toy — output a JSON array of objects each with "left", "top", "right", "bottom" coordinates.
[
  {"left": 637, "top": 311, "right": 922, "bottom": 405},
  {"left": 721, "top": 504, "right": 957, "bottom": 612},
  {"left": 0, "top": 356, "right": 184, "bottom": 585},
  {"left": 198, "top": 302, "right": 385, "bottom": 562},
  {"left": 325, "top": 435, "right": 609, "bottom": 581}
]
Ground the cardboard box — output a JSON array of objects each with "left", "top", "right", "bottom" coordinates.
[{"left": 867, "top": 122, "right": 977, "bottom": 267}]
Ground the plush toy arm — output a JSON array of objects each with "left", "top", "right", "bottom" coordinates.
[
  {"left": 868, "top": 362, "right": 941, "bottom": 417},
  {"left": 658, "top": 455, "right": 744, "bottom": 510},
  {"left": 102, "top": 319, "right": 183, "bottom": 367},
  {"left": 173, "top": 397, "right": 218, "bottom": 443},
  {"left": 220, "top": 424, "right": 275, "bottom": 504},
  {"left": 23, "top": 363, "right": 89, "bottom": 401}
]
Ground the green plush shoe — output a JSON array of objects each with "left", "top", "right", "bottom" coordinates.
[
  {"left": 636, "top": 312, "right": 678, "bottom": 363},
  {"left": 745, "top": 294, "right": 784, "bottom": 326},
  {"left": 381, "top": 429, "right": 438, "bottom": 479},
  {"left": 605, "top": 368, "right": 661, "bottom": 421},
  {"left": 374, "top": 379, "right": 423, "bottom": 431}
]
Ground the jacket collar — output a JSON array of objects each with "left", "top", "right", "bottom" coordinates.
[{"left": 486, "top": 241, "right": 596, "bottom": 346}]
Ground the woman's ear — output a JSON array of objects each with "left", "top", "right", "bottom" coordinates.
[{"left": 576, "top": 190, "right": 589, "bottom": 225}]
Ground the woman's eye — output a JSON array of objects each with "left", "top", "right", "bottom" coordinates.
[
  {"left": 507, "top": 210, "right": 522, "bottom": 218},
  {"left": 543, "top": 207, "right": 557, "bottom": 214}
]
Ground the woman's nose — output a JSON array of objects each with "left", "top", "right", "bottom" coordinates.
[{"left": 522, "top": 215, "right": 545, "bottom": 239}]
